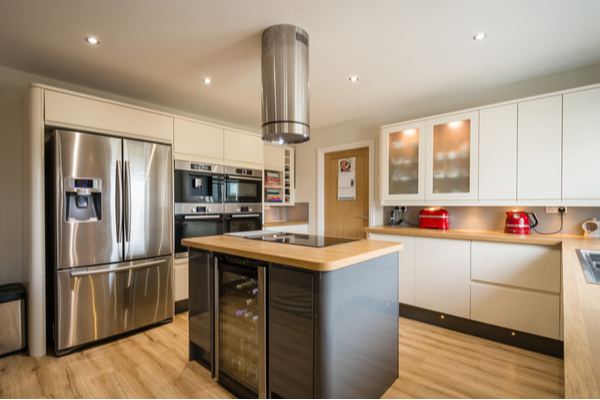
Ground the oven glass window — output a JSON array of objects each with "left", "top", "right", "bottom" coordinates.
[
  {"left": 226, "top": 217, "right": 262, "bottom": 233},
  {"left": 174, "top": 170, "right": 223, "bottom": 203},
  {"left": 226, "top": 180, "right": 261, "bottom": 203},
  {"left": 175, "top": 216, "right": 223, "bottom": 256}
]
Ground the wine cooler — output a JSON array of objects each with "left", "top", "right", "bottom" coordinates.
[{"left": 215, "top": 255, "right": 267, "bottom": 398}]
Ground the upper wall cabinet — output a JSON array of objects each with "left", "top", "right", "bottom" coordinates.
[
  {"left": 563, "top": 87, "right": 600, "bottom": 202},
  {"left": 264, "top": 143, "right": 286, "bottom": 170},
  {"left": 44, "top": 89, "right": 173, "bottom": 143},
  {"left": 479, "top": 104, "right": 518, "bottom": 203},
  {"left": 381, "top": 121, "right": 426, "bottom": 203},
  {"left": 224, "top": 129, "right": 264, "bottom": 168},
  {"left": 173, "top": 118, "right": 224, "bottom": 163},
  {"left": 517, "top": 95, "right": 562, "bottom": 202},
  {"left": 425, "top": 111, "right": 479, "bottom": 202}
]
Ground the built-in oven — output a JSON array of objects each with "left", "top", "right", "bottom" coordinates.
[
  {"left": 174, "top": 160, "right": 225, "bottom": 259},
  {"left": 224, "top": 204, "right": 262, "bottom": 234},
  {"left": 224, "top": 166, "right": 262, "bottom": 204}
]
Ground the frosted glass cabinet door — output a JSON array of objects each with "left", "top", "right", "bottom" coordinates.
[
  {"left": 425, "top": 111, "right": 479, "bottom": 202},
  {"left": 381, "top": 121, "right": 426, "bottom": 202}
]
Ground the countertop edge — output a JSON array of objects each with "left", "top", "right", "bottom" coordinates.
[{"left": 263, "top": 220, "right": 309, "bottom": 227}]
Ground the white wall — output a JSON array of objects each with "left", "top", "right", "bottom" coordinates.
[{"left": 295, "top": 62, "right": 600, "bottom": 234}]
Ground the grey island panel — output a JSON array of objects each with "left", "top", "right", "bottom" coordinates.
[{"left": 314, "top": 252, "right": 399, "bottom": 399}]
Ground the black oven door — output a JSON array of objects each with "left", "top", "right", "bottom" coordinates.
[
  {"left": 175, "top": 214, "right": 224, "bottom": 258},
  {"left": 224, "top": 213, "right": 263, "bottom": 233},
  {"left": 225, "top": 175, "right": 262, "bottom": 203}
]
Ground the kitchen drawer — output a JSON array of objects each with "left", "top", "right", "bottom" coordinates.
[
  {"left": 471, "top": 241, "right": 560, "bottom": 293},
  {"left": 471, "top": 282, "right": 560, "bottom": 339}
]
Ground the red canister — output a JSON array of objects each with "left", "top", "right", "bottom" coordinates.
[{"left": 418, "top": 208, "right": 449, "bottom": 229}]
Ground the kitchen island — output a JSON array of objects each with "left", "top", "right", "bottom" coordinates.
[{"left": 183, "top": 234, "right": 402, "bottom": 399}]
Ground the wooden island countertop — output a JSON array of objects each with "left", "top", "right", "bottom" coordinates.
[
  {"left": 182, "top": 234, "right": 403, "bottom": 272},
  {"left": 365, "top": 225, "right": 600, "bottom": 398}
]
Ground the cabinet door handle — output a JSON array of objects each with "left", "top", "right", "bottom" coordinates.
[{"left": 359, "top": 215, "right": 369, "bottom": 219}]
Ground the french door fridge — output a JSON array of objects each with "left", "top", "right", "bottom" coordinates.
[{"left": 46, "top": 129, "right": 174, "bottom": 355}]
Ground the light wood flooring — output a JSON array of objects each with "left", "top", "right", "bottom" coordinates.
[{"left": 0, "top": 313, "right": 564, "bottom": 399}]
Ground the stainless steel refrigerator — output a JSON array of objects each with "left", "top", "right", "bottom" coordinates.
[{"left": 46, "top": 129, "right": 174, "bottom": 355}]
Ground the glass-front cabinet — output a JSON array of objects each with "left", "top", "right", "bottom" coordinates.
[
  {"left": 425, "top": 111, "right": 479, "bottom": 201},
  {"left": 381, "top": 121, "right": 426, "bottom": 203}
]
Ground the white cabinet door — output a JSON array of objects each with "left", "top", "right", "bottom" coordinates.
[
  {"left": 414, "top": 237, "right": 471, "bottom": 318},
  {"left": 517, "top": 95, "right": 562, "bottom": 202},
  {"left": 369, "top": 234, "right": 415, "bottom": 305},
  {"left": 471, "top": 282, "right": 560, "bottom": 339},
  {"left": 563, "top": 87, "right": 600, "bottom": 202},
  {"left": 471, "top": 241, "right": 561, "bottom": 293},
  {"left": 45, "top": 89, "right": 173, "bottom": 143},
  {"left": 265, "top": 224, "right": 308, "bottom": 234},
  {"left": 425, "top": 111, "right": 479, "bottom": 202},
  {"left": 381, "top": 121, "right": 426, "bottom": 203},
  {"left": 224, "top": 129, "right": 264, "bottom": 168},
  {"left": 174, "top": 118, "right": 223, "bottom": 163},
  {"left": 479, "top": 104, "right": 518, "bottom": 202},
  {"left": 264, "top": 143, "right": 285, "bottom": 170},
  {"left": 174, "top": 259, "right": 189, "bottom": 302}
]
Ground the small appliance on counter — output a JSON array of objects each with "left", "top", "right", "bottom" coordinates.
[
  {"left": 418, "top": 208, "right": 449, "bottom": 229},
  {"left": 504, "top": 211, "right": 538, "bottom": 234},
  {"left": 582, "top": 218, "right": 600, "bottom": 237}
]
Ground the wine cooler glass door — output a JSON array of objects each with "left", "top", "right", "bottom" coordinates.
[{"left": 217, "top": 261, "right": 264, "bottom": 398}]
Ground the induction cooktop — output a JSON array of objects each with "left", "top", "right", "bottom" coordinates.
[{"left": 245, "top": 232, "right": 359, "bottom": 248}]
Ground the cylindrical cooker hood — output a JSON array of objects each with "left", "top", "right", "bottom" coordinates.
[{"left": 261, "top": 24, "right": 310, "bottom": 144}]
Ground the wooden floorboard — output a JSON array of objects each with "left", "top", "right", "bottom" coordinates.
[{"left": 0, "top": 313, "right": 564, "bottom": 399}]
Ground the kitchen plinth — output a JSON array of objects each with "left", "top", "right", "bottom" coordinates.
[{"left": 183, "top": 235, "right": 402, "bottom": 399}]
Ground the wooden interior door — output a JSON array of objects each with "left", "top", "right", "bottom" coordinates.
[{"left": 324, "top": 147, "right": 369, "bottom": 239}]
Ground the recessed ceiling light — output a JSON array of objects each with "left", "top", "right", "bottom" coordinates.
[
  {"left": 349, "top": 76, "right": 358, "bottom": 82},
  {"left": 204, "top": 78, "right": 212, "bottom": 84},
  {"left": 85, "top": 37, "right": 99, "bottom": 45},
  {"left": 473, "top": 32, "right": 487, "bottom": 41}
]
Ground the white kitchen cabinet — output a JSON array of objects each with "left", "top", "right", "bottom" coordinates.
[
  {"left": 471, "top": 241, "right": 561, "bottom": 293},
  {"left": 414, "top": 237, "right": 471, "bottom": 318},
  {"left": 563, "top": 87, "right": 600, "bottom": 202},
  {"left": 174, "top": 258, "right": 189, "bottom": 302},
  {"left": 425, "top": 111, "right": 479, "bottom": 202},
  {"left": 45, "top": 89, "right": 173, "bottom": 143},
  {"left": 174, "top": 118, "right": 224, "bottom": 163},
  {"left": 479, "top": 104, "right": 518, "bottom": 203},
  {"left": 224, "top": 129, "right": 264, "bottom": 168},
  {"left": 471, "top": 282, "right": 560, "bottom": 339},
  {"left": 264, "top": 143, "right": 286, "bottom": 170},
  {"left": 368, "top": 233, "right": 415, "bottom": 305},
  {"left": 380, "top": 121, "right": 426, "bottom": 204},
  {"left": 517, "top": 95, "right": 562, "bottom": 202}
]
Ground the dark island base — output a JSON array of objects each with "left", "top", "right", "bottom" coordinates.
[{"left": 399, "top": 303, "right": 564, "bottom": 359}]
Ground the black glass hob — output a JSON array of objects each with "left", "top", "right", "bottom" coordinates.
[{"left": 245, "top": 232, "right": 359, "bottom": 248}]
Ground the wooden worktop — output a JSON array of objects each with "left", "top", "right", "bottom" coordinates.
[
  {"left": 366, "top": 225, "right": 600, "bottom": 398},
  {"left": 182, "top": 235, "right": 403, "bottom": 272}
]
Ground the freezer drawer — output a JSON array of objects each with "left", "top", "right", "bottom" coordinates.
[{"left": 55, "top": 256, "right": 174, "bottom": 354}]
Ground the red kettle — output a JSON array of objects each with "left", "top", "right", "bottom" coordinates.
[{"left": 504, "top": 211, "right": 539, "bottom": 234}]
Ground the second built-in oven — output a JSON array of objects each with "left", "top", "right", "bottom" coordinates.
[{"left": 224, "top": 166, "right": 262, "bottom": 204}]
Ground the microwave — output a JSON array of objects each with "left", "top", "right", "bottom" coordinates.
[{"left": 224, "top": 166, "right": 263, "bottom": 204}]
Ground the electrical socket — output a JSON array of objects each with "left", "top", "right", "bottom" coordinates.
[
  {"left": 546, "top": 206, "right": 567, "bottom": 214},
  {"left": 400, "top": 206, "right": 407, "bottom": 212}
]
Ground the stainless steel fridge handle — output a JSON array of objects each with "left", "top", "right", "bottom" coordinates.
[
  {"left": 116, "top": 160, "right": 123, "bottom": 243},
  {"left": 231, "top": 214, "right": 261, "bottom": 218},
  {"left": 124, "top": 160, "right": 131, "bottom": 242},
  {"left": 70, "top": 259, "right": 166, "bottom": 277}
]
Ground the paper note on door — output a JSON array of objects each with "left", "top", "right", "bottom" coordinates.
[{"left": 338, "top": 157, "right": 356, "bottom": 200}]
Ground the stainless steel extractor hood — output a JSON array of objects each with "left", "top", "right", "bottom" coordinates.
[{"left": 261, "top": 24, "right": 310, "bottom": 144}]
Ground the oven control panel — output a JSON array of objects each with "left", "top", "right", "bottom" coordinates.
[{"left": 237, "top": 207, "right": 253, "bottom": 212}]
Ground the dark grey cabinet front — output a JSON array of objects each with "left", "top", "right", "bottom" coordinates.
[
  {"left": 268, "top": 265, "right": 314, "bottom": 399},
  {"left": 188, "top": 249, "right": 213, "bottom": 372}
]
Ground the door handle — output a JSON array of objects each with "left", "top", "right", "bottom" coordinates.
[
  {"left": 124, "top": 160, "right": 131, "bottom": 242},
  {"left": 358, "top": 215, "right": 369, "bottom": 219},
  {"left": 70, "top": 259, "right": 166, "bottom": 277},
  {"left": 116, "top": 160, "right": 123, "bottom": 243}
]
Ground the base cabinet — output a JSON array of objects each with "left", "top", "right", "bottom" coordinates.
[{"left": 414, "top": 237, "right": 471, "bottom": 318}]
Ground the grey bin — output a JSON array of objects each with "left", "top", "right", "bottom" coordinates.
[{"left": 0, "top": 283, "right": 27, "bottom": 358}]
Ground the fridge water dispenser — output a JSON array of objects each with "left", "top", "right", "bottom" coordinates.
[{"left": 64, "top": 178, "right": 102, "bottom": 222}]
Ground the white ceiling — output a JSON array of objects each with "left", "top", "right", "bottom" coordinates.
[{"left": 1, "top": 0, "right": 599, "bottom": 131}]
